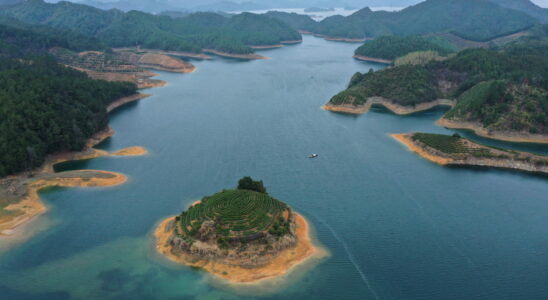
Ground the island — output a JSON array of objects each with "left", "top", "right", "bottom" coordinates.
[
  {"left": 392, "top": 133, "right": 548, "bottom": 174},
  {"left": 155, "top": 177, "right": 325, "bottom": 283},
  {"left": 324, "top": 33, "right": 548, "bottom": 144}
]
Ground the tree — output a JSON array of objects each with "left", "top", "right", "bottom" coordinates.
[{"left": 237, "top": 176, "right": 267, "bottom": 194}]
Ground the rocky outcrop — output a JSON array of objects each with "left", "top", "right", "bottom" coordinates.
[{"left": 168, "top": 212, "right": 298, "bottom": 267}]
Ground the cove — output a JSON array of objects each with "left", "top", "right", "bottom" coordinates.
[{"left": 0, "top": 35, "right": 547, "bottom": 300}]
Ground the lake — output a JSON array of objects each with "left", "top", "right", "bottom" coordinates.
[{"left": 0, "top": 35, "right": 546, "bottom": 300}]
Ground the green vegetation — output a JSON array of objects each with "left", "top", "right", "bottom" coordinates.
[
  {"left": 410, "top": 133, "right": 548, "bottom": 167},
  {"left": 330, "top": 37, "right": 547, "bottom": 135},
  {"left": 175, "top": 182, "right": 291, "bottom": 248},
  {"left": 268, "top": 0, "right": 537, "bottom": 41},
  {"left": 0, "top": 18, "right": 105, "bottom": 57},
  {"left": 237, "top": 176, "right": 267, "bottom": 194},
  {"left": 394, "top": 51, "right": 444, "bottom": 66},
  {"left": 355, "top": 35, "right": 456, "bottom": 61},
  {"left": 445, "top": 81, "right": 547, "bottom": 134},
  {"left": 0, "top": 57, "right": 136, "bottom": 177},
  {"left": 330, "top": 66, "right": 438, "bottom": 106},
  {"left": 412, "top": 133, "right": 490, "bottom": 155},
  {"left": 0, "top": 0, "right": 301, "bottom": 55}
]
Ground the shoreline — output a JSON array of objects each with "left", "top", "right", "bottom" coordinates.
[
  {"left": 353, "top": 55, "right": 393, "bottom": 64},
  {"left": 314, "top": 34, "right": 367, "bottom": 43},
  {"left": 0, "top": 93, "right": 152, "bottom": 238},
  {"left": 154, "top": 213, "right": 327, "bottom": 284},
  {"left": 250, "top": 40, "right": 303, "bottom": 50},
  {"left": 391, "top": 133, "right": 548, "bottom": 174},
  {"left": 113, "top": 48, "right": 213, "bottom": 60},
  {"left": 107, "top": 93, "right": 151, "bottom": 113},
  {"left": 202, "top": 49, "right": 269, "bottom": 60},
  {"left": 322, "top": 98, "right": 455, "bottom": 115},
  {"left": 437, "top": 118, "right": 548, "bottom": 144}
]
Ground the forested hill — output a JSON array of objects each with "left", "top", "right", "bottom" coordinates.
[
  {"left": 0, "top": 0, "right": 301, "bottom": 54},
  {"left": 0, "top": 18, "right": 105, "bottom": 57},
  {"left": 488, "top": 0, "right": 548, "bottom": 23},
  {"left": 268, "top": 0, "right": 538, "bottom": 41},
  {"left": 328, "top": 36, "right": 548, "bottom": 136},
  {"left": 0, "top": 57, "right": 137, "bottom": 177},
  {"left": 0, "top": 16, "right": 139, "bottom": 177},
  {"left": 354, "top": 35, "right": 456, "bottom": 61}
]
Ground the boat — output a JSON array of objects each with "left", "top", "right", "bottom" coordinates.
[{"left": 308, "top": 154, "right": 318, "bottom": 158}]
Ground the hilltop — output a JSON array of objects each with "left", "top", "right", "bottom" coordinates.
[
  {"left": 268, "top": 0, "right": 538, "bottom": 41},
  {"left": 0, "top": 0, "right": 301, "bottom": 55},
  {"left": 155, "top": 177, "right": 324, "bottom": 283},
  {"left": 324, "top": 34, "right": 548, "bottom": 143}
]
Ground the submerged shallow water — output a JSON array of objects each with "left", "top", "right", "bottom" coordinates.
[{"left": 1, "top": 36, "right": 547, "bottom": 300}]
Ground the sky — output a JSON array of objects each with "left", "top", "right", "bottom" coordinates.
[{"left": 57, "top": 0, "right": 548, "bottom": 9}]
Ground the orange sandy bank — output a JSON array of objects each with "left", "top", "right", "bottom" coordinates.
[
  {"left": 107, "top": 93, "right": 151, "bottom": 113},
  {"left": 391, "top": 134, "right": 451, "bottom": 165},
  {"left": 0, "top": 170, "right": 126, "bottom": 236},
  {"left": 437, "top": 118, "right": 548, "bottom": 144},
  {"left": 202, "top": 49, "right": 269, "bottom": 60},
  {"left": 314, "top": 34, "right": 367, "bottom": 43},
  {"left": 353, "top": 55, "right": 393, "bottom": 64},
  {"left": 391, "top": 133, "right": 548, "bottom": 174},
  {"left": 322, "top": 98, "right": 455, "bottom": 115},
  {"left": 155, "top": 214, "right": 327, "bottom": 284},
  {"left": 0, "top": 92, "right": 151, "bottom": 238},
  {"left": 111, "top": 146, "right": 149, "bottom": 156}
]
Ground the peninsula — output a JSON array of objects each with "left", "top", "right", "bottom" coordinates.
[
  {"left": 155, "top": 177, "right": 325, "bottom": 283},
  {"left": 392, "top": 133, "right": 548, "bottom": 174}
]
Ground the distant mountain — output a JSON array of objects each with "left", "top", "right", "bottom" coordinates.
[
  {"left": 488, "top": 0, "right": 548, "bottom": 23},
  {"left": 0, "top": 0, "right": 23, "bottom": 5},
  {"left": 270, "top": 0, "right": 538, "bottom": 41},
  {"left": 0, "top": 0, "right": 301, "bottom": 54}
]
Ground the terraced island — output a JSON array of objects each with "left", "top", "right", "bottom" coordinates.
[
  {"left": 155, "top": 177, "right": 324, "bottom": 283},
  {"left": 393, "top": 133, "right": 548, "bottom": 174}
]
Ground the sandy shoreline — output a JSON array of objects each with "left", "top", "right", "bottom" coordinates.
[
  {"left": 391, "top": 133, "right": 548, "bottom": 174},
  {"left": 314, "top": 34, "right": 367, "bottom": 43},
  {"left": 322, "top": 98, "right": 455, "bottom": 115},
  {"left": 0, "top": 94, "right": 152, "bottom": 239},
  {"left": 391, "top": 134, "right": 451, "bottom": 165},
  {"left": 437, "top": 118, "right": 548, "bottom": 144},
  {"left": 107, "top": 93, "right": 151, "bottom": 113},
  {"left": 155, "top": 213, "right": 327, "bottom": 284},
  {"left": 114, "top": 48, "right": 213, "bottom": 60},
  {"left": 202, "top": 49, "right": 269, "bottom": 60},
  {"left": 353, "top": 55, "right": 393, "bottom": 64},
  {"left": 250, "top": 40, "right": 303, "bottom": 49}
]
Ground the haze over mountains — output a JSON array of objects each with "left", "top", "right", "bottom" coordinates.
[{"left": 34, "top": 0, "right": 547, "bottom": 14}]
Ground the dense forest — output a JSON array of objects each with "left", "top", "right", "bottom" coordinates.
[
  {"left": 0, "top": 57, "right": 137, "bottom": 177},
  {"left": 268, "top": 0, "right": 538, "bottom": 41},
  {"left": 354, "top": 35, "right": 456, "bottom": 60},
  {"left": 0, "top": 17, "right": 105, "bottom": 57},
  {"left": 329, "top": 35, "right": 548, "bottom": 135},
  {"left": 0, "top": 0, "right": 301, "bottom": 54}
]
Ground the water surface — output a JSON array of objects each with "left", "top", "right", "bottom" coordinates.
[{"left": 1, "top": 36, "right": 547, "bottom": 300}]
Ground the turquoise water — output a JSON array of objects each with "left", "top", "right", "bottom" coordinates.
[{"left": 1, "top": 36, "right": 547, "bottom": 299}]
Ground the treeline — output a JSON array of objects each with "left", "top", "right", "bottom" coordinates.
[
  {"left": 268, "top": 0, "right": 538, "bottom": 42},
  {"left": 0, "top": 17, "right": 106, "bottom": 57},
  {"left": 0, "top": 57, "right": 137, "bottom": 177},
  {"left": 329, "top": 36, "right": 548, "bottom": 134},
  {"left": 354, "top": 35, "right": 456, "bottom": 60},
  {"left": 0, "top": 0, "right": 301, "bottom": 54}
]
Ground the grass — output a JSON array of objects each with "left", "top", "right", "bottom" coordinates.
[
  {"left": 177, "top": 189, "right": 289, "bottom": 242},
  {"left": 412, "top": 133, "right": 491, "bottom": 156}
]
